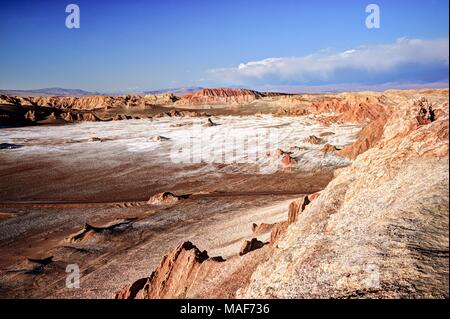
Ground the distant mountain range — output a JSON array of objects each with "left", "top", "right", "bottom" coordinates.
[
  {"left": 2, "top": 82, "right": 447, "bottom": 98},
  {"left": 0, "top": 87, "right": 103, "bottom": 97},
  {"left": 0, "top": 86, "right": 205, "bottom": 97},
  {"left": 143, "top": 87, "right": 204, "bottom": 96}
]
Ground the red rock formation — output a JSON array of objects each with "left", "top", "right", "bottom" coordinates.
[
  {"left": 337, "top": 116, "right": 386, "bottom": 159},
  {"left": 276, "top": 93, "right": 388, "bottom": 124},
  {"left": 175, "top": 88, "right": 265, "bottom": 106},
  {"left": 147, "top": 192, "right": 189, "bottom": 205},
  {"left": 287, "top": 195, "right": 311, "bottom": 225},
  {"left": 0, "top": 94, "right": 178, "bottom": 110},
  {"left": 270, "top": 221, "right": 288, "bottom": 244},
  {"left": 268, "top": 148, "right": 297, "bottom": 167},
  {"left": 280, "top": 153, "right": 297, "bottom": 166},
  {"left": 304, "top": 135, "right": 323, "bottom": 145},
  {"left": 115, "top": 242, "right": 224, "bottom": 299},
  {"left": 269, "top": 195, "right": 313, "bottom": 245},
  {"left": 321, "top": 143, "right": 341, "bottom": 155}
]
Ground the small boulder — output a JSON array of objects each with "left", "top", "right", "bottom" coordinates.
[
  {"left": 304, "top": 135, "right": 323, "bottom": 144},
  {"left": 202, "top": 118, "right": 219, "bottom": 127},
  {"left": 147, "top": 192, "right": 189, "bottom": 205},
  {"left": 321, "top": 143, "right": 341, "bottom": 155},
  {"left": 281, "top": 153, "right": 297, "bottom": 166},
  {"left": 150, "top": 135, "right": 170, "bottom": 142}
]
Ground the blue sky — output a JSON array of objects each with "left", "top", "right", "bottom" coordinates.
[{"left": 0, "top": 0, "right": 448, "bottom": 92}]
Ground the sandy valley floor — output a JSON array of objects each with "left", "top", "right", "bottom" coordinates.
[{"left": 0, "top": 115, "right": 359, "bottom": 298}]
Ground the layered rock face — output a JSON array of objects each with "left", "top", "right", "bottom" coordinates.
[
  {"left": 175, "top": 88, "right": 266, "bottom": 106},
  {"left": 275, "top": 92, "right": 389, "bottom": 124},
  {"left": 0, "top": 93, "right": 178, "bottom": 110},
  {"left": 240, "top": 90, "right": 449, "bottom": 298}
]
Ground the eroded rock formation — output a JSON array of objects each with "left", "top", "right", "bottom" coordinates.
[
  {"left": 287, "top": 195, "right": 310, "bottom": 225},
  {"left": 321, "top": 143, "right": 341, "bottom": 155},
  {"left": 147, "top": 192, "right": 189, "bottom": 205},
  {"left": 65, "top": 218, "right": 136, "bottom": 243},
  {"left": 175, "top": 88, "right": 266, "bottom": 106},
  {"left": 115, "top": 242, "right": 224, "bottom": 299},
  {"left": 304, "top": 135, "right": 323, "bottom": 145}
]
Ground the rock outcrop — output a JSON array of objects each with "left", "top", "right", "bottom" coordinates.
[
  {"left": 147, "top": 192, "right": 189, "bottom": 205},
  {"left": 275, "top": 93, "right": 388, "bottom": 124},
  {"left": 239, "top": 238, "right": 266, "bottom": 256},
  {"left": 287, "top": 195, "right": 310, "bottom": 225},
  {"left": 337, "top": 115, "right": 387, "bottom": 159},
  {"left": 321, "top": 143, "right": 341, "bottom": 155},
  {"left": 267, "top": 148, "right": 297, "bottom": 167},
  {"left": 175, "top": 88, "right": 266, "bottom": 106},
  {"left": 304, "top": 135, "right": 323, "bottom": 145},
  {"left": 269, "top": 195, "right": 312, "bottom": 245},
  {"left": 115, "top": 242, "right": 224, "bottom": 299},
  {"left": 65, "top": 218, "right": 136, "bottom": 243}
]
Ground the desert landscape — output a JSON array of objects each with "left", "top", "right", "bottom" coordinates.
[
  {"left": 0, "top": 87, "right": 448, "bottom": 298},
  {"left": 0, "top": 0, "right": 448, "bottom": 303}
]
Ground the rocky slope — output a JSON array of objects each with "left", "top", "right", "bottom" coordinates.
[{"left": 116, "top": 89, "right": 449, "bottom": 299}]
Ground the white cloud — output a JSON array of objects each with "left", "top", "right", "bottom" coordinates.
[{"left": 207, "top": 38, "right": 449, "bottom": 85}]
